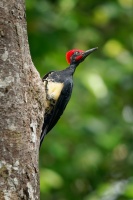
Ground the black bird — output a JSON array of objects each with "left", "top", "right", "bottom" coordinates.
[{"left": 40, "top": 47, "right": 98, "bottom": 148}]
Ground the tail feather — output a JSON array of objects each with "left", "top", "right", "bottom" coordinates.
[{"left": 39, "top": 128, "right": 47, "bottom": 149}]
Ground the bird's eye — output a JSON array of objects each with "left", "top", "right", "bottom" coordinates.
[{"left": 74, "top": 51, "right": 79, "bottom": 55}]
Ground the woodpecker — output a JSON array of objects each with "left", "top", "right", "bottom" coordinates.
[{"left": 40, "top": 47, "right": 98, "bottom": 148}]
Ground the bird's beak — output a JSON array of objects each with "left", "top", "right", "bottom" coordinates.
[{"left": 83, "top": 47, "right": 98, "bottom": 58}]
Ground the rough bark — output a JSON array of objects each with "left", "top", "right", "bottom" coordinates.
[{"left": 0, "top": 0, "right": 45, "bottom": 199}]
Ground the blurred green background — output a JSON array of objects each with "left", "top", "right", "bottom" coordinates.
[{"left": 26, "top": 0, "right": 133, "bottom": 199}]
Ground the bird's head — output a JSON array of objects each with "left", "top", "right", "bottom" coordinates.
[{"left": 66, "top": 47, "right": 98, "bottom": 65}]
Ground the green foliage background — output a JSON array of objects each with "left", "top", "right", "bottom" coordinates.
[{"left": 26, "top": 0, "right": 133, "bottom": 199}]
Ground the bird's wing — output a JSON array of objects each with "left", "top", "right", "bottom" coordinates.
[
  {"left": 47, "top": 80, "right": 72, "bottom": 133},
  {"left": 40, "top": 80, "right": 73, "bottom": 147},
  {"left": 42, "top": 71, "right": 54, "bottom": 81}
]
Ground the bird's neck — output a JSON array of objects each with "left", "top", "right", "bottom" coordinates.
[{"left": 67, "top": 63, "right": 79, "bottom": 75}]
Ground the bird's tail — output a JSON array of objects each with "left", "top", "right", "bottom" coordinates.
[{"left": 39, "top": 128, "right": 47, "bottom": 149}]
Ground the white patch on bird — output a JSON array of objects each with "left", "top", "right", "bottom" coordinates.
[
  {"left": 47, "top": 81, "right": 64, "bottom": 100},
  {"left": 43, "top": 80, "right": 63, "bottom": 101},
  {"left": 43, "top": 80, "right": 64, "bottom": 114}
]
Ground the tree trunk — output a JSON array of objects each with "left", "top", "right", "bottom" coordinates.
[{"left": 0, "top": 0, "right": 45, "bottom": 199}]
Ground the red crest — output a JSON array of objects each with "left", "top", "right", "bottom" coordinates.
[{"left": 66, "top": 49, "right": 84, "bottom": 64}]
